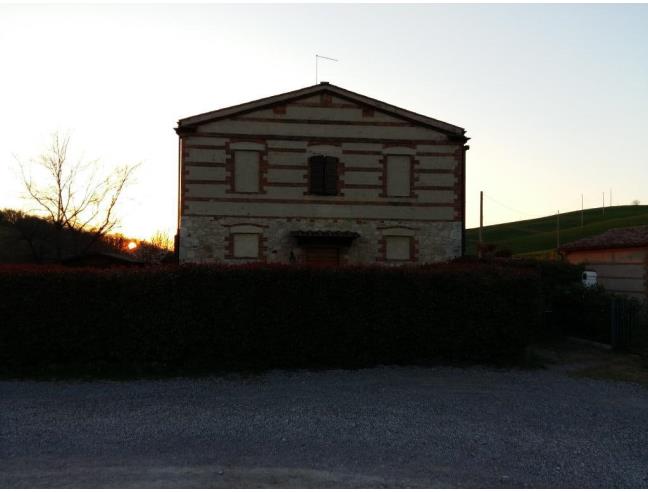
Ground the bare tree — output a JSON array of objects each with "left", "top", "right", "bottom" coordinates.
[
  {"left": 632, "top": 199, "right": 641, "bottom": 206},
  {"left": 17, "top": 131, "right": 139, "bottom": 260}
]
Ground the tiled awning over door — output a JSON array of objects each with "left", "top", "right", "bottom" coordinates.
[{"left": 290, "top": 230, "right": 359, "bottom": 247}]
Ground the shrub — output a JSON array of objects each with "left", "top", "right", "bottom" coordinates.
[
  {"left": 551, "top": 286, "right": 613, "bottom": 343},
  {"left": 457, "top": 257, "right": 623, "bottom": 345},
  {"left": 0, "top": 263, "right": 543, "bottom": 377}
]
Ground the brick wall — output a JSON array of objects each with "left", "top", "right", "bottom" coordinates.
[{"left": 178, "top": 90, "right": 467, "bottom": 264}]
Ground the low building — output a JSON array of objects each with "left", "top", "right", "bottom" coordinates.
[
  {"left": 561, "top": 226, "right": 648, "bottom": 300},
  {"left": 175, "top": 82, "right": 469, "bottom": 266},
  {"left": 61, "top": 252, "right": 145, "bottom": 268}
]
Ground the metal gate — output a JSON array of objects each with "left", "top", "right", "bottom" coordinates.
[{"left": 610, "top": 297, "right": 640, "bottom": 350}]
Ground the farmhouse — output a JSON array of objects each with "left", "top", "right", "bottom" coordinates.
[
  {"left": 175, "top": 82, "right": 468, "bottom": 266},
  {"left": 561, "top": 225, "right": 648, "bottom": 300}
]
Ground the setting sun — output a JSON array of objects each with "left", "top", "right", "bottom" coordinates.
[{"left": 127, "top": 241, "right": 137, "bottom": 250}]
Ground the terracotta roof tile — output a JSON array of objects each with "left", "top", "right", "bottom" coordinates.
[{"left": 560, "top": 225, "right": 648, "bottom": 252}]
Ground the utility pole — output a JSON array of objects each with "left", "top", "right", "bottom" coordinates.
[
  {"left": 610, "top": 188, "right": 612, "bottom": 207},
  {"left": 556, "top": 210, "right": 560, "bottom": 251},
  {"left": 602, "top": 192, "right": 605, "bottom": 215},
  {"left": 479, "top": 191, "right": 483, "bottom": 258},
  {"left": 581, "top": 193, "right": 584, "bottom": 228}
]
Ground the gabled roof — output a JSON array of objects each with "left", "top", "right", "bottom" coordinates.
[
  {"left": 560, "top": 225, "right": 648, "bottom": 252},
  {"left": 176, "top": 82, "right": 466, "bottom": 137}
]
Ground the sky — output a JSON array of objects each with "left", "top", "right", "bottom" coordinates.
[{"left": 1, "top": 3, "right": 647, "bottom": 239}]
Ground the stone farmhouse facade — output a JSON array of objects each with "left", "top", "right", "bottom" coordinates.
[{"left": 175, "top": 82, "right": 469, "bottom": 266}]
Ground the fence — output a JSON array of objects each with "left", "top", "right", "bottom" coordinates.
[
  {"left": 555, "top": 289, "right": 647, "bottom": 353},
  {"left": 611, "top": 297, "right": 648, "bottom": 352}
]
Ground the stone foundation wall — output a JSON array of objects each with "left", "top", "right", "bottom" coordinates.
[{"left": 179, "top": 217, "right": 461, "bottom": 265}]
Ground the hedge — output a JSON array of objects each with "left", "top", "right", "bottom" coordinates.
[{"left": 0, "top": 262, "right": 549, "bottom": 377}]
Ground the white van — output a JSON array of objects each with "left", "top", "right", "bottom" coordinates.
[{"left": 582, "top": 271, "right": 598, "bottom": 288}]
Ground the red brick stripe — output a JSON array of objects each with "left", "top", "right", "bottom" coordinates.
[
  {"left": 185, "top": 161, "right": 226, "bottom": 167},
  {"left": 190, "top": 132, "right": 450, "bottom": 145},
  {"left": 184, "top": 196, "right": 455, "bottom": 207},
  {"left": 234, "top": 117, "right": 413, "bottom": 127},
  {"left": 184, "top": 213, "right": 457, "bottom": 223}
]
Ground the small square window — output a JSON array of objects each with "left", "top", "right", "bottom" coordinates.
[
  {"left": 385, "top": 236, "right": 411, "bottom": 261},
  {"left": 233, "top": 233, "right": 260, "bottom": 258}
]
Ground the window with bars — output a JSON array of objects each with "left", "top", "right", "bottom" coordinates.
[{"left": 308, "top": 155, "right": 338, "bottom": 195}]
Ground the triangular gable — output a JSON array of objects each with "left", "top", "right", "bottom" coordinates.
[{"left": 177, "top": 82, "right": 466, "bottom": 137}]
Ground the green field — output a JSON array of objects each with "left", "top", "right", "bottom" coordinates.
[{"left": 465, "top": 205, "right": 648, "bottom": 257}]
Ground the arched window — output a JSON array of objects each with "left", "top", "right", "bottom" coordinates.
[{"left": 308, "top": 155, "right": 338, "bottom": 195}]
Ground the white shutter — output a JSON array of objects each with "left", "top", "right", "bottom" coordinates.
[
  {"left": 234, "top": 151, "right": 260, "bottom": 193},
  {"left": 386, "top": 155, "right": 411, "bottom": 197},
  {"left": 385, "top": 236, "right": 411, "bottom": 261},
  {"left": 233, "top": 233, "right": 260, "bottom": 258}
]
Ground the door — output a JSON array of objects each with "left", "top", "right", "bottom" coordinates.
[{"left": 304, "top": 246, "right": 340, "bottom": 267}]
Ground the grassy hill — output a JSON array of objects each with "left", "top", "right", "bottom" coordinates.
[
  {"left": 465, "top": 205, "right": 648, "bottom": 257},
  {"left": 1, "top": 209, "right": 173, "bottom": 264},
  {"left": 0, "top": 209, "right": 129, "bottom": 263}
]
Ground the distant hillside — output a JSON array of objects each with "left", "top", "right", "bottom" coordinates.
[
  {"left": 465, "top": 205, "right": 648, "bottom": 257},
  {"left": 0, "top": 210, "right": 120, "bottom": 263},
  {"left": 0, "top": 222, "right": 34, "bottom": 263}
]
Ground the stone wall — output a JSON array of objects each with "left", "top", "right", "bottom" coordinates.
[{"left": 180, "top": 217, "right": 462, "bottom": 265}]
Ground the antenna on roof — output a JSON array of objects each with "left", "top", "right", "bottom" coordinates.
[{"left": 315, "top": 54, "right": 338, "bottom": 84}]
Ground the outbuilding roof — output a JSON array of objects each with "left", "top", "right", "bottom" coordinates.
[
  {"left": 560, "top": 225, "right": 648, "bottom": 252},
  {"left": 176, "top": 82, "right": 466, "bottom": 138}
]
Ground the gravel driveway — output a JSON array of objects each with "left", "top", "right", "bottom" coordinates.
[{"left": 1, "top": 366, "right": 647, "bottom": 488}]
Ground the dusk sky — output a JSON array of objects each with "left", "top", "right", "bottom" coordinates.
[{"left": 1, "top": 3, "right": 647, "bottom": 239}]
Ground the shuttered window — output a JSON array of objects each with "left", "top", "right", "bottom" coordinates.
[
  {"left": 309, "top": 155, "right": 338, "bottom": 195},
  {"left": 386, "top": 155, "right": 411, "bottom": 197},
  {"left": 385, "top": 236, "right": 411, "bottom": 261},
  {"left": 234, "top": 151, "right": 260, "bottom": 193},
  {"left": 232, "top": 233, "right": 260, "bottom": 258}
]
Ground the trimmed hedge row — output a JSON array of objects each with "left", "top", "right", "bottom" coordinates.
[{"left": 0, "top": 262, "right": 544, "bottom": 376}]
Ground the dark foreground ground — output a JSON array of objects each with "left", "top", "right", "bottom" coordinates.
[{"left": 1, "top": 343, "right": 648, "bottom": 488}]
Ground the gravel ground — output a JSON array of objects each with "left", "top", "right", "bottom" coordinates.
[{"left": 1, "top": 366, "right": 648, "bottom": 488}]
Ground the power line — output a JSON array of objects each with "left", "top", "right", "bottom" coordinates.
[{"left": 482, "top": 194, "right": 548, "bottom": 221}]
